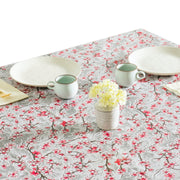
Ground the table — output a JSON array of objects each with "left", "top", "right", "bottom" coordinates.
[{"left": 0, "top": 29, "right": 180, "bottom": 180}]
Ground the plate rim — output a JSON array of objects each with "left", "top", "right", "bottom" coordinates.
[
  {"left": 128, "top": 46, "right": 180, "bottom": 76},
  {"left": 10, "top": 56, "right": 81, "bottom": 87}
]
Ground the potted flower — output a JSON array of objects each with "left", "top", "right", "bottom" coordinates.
[{"left": 89, "top": 79, "right": 127, "bottom": 130}]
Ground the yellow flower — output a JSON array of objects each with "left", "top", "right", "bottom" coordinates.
[
  {"left": 89, "top": 79, "right": 127, "bottom": 108},
  {"left": 89, "top": 84, "right": 99, "bottom": 98}
]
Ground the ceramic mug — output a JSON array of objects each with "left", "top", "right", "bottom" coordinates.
[
  {"left": 47, "top": 74, "right": 78, "bottom": 99},
  {"left": 115, "top": 63, "right": 146, "bottom": 87}
]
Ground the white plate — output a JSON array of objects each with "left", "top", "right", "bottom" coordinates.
[
  {"left": 10, "top": 56, "right": 81, "bottom": 87},
  {"left": 128, "top": 46, "right": 180, "bottom": 76}
]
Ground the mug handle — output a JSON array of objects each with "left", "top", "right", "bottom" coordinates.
[
  {"left": 47, "top": 81, "right": 55, "bottom": 89},
  {"left": 136, "top": 71, "right": 146, "bottom": 80}
]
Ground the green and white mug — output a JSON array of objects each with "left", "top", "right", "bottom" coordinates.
[
  {"left": 47, "top": 74, "right": 78, "bottom": 99},
  {"left": 115, "top": 63, "right": 146, "bottom": 87}
]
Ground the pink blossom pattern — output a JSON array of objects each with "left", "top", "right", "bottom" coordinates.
[{"left": 0, "top": 29, "right": 180, "bottom": 179}]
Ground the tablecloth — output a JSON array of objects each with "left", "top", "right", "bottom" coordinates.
[{"left": 0, "top": 29, "right": 180, "bottom": 180}]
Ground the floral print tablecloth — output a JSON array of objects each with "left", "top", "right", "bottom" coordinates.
[{"left": 0, "top": 29, "right": 180, "bottom": 180}]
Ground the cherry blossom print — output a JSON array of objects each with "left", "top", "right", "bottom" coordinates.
[{"left": 0, "top": 29, "right": 180, "bottom": 179}]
